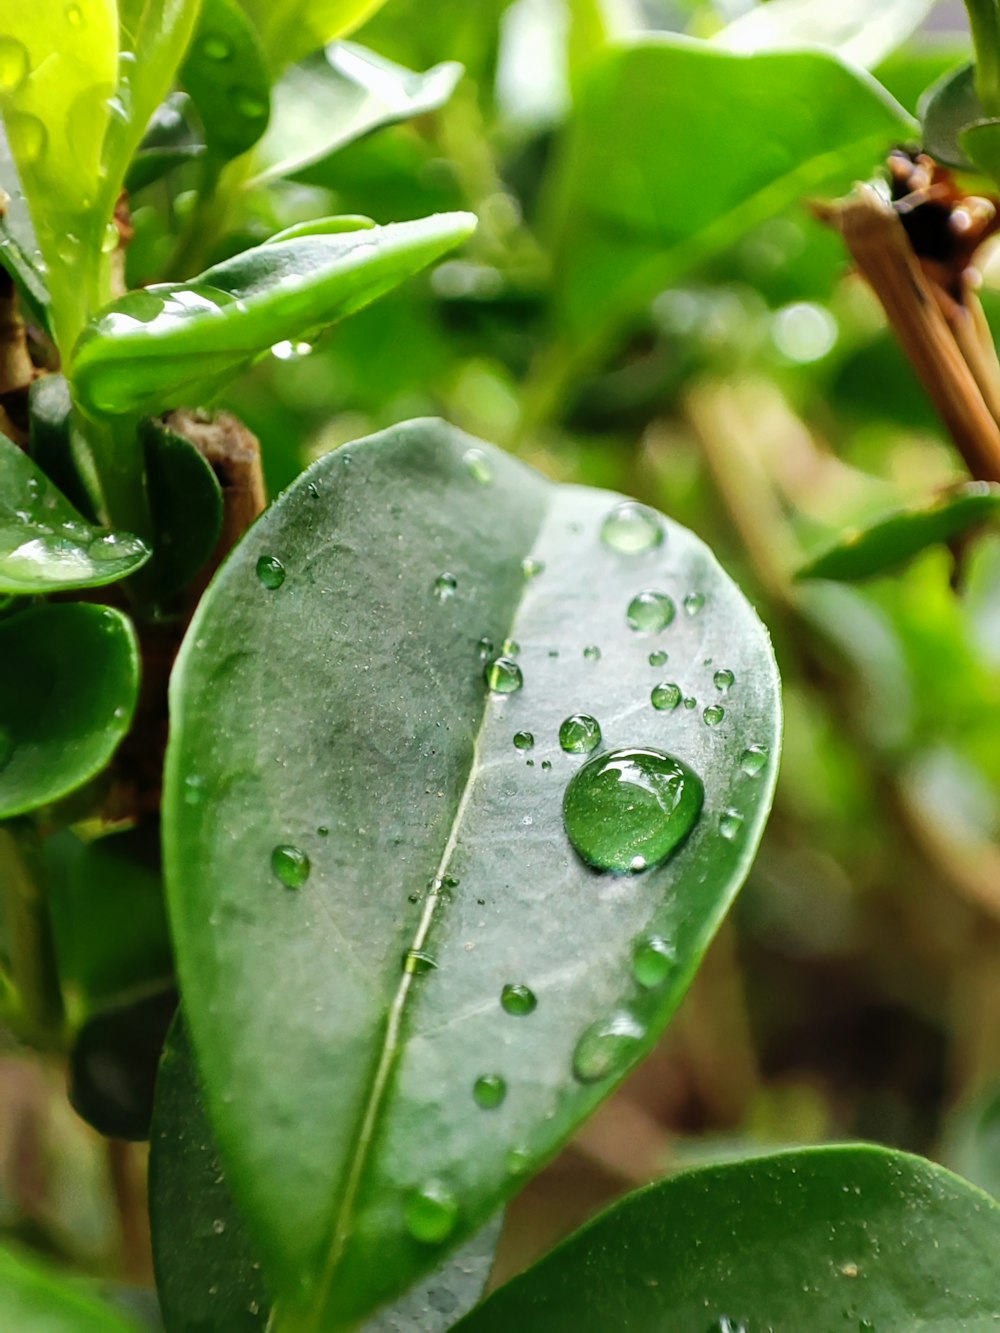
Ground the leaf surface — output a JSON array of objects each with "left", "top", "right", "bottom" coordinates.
[
  {"left": 164, "top": 420, "right": 780, "bottom": 1327},
  {"left": 238, "top": 0, "right": 389, "bottom": 72},
  {"left": 180, "top": 0, "right": 271, "bottom": 166}
]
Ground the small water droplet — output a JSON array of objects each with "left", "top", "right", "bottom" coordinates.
[
  {"left": 402, "top": 950, "right": 437, "bottom": 974},
  {"left": 473, "top": 1074, "right": 507, "bottom": 1109},
  {"left": 682, "top": 696, "right": 697, "bottom": 710},
  {"left": 485, "top": 656, "right": 523, "bottom": 694},
  {"left": 521, "top": 557, "right": 544, "bottom": 580},
  {"left": 6, "top": 112, "right": 47, "bottom": 165},
  {"left": 513, "top": 730, "right": 534, "bottom": 751},
  {"left": 183, "top": 774, "right": 207, "bottom": 806},
  {"left": 0, "top": 38, "right": 29, "bottom": 93},
  {"left": 633, "top": 935, "right": 676, "bottom": 987},
  {"left": 739, "top": 744, "right": 768, "bottom": 776},
  {"left": 840, "top": 1261, "right": 859, "bottom": 1278},
  {"left": 713, "top": 668, "right": 734, "bottom": 692},
  {"left": 201, "top": 32, "right": 233, "bottom": 59},
  {"left": 476, "top": 636, "right": 494, "bottom": 659},
  {"left": 256, "top": 554, "right": 285, "bottom": 589},
  {"left": 648, "top": 649, "right": 668, "bottom": 667},
  {"left": 65, "top": 3, "right": 82, "bottom": 26},
  {"left": 405, "top": 1183, "right": 457, "bottom": 1244},
  {"left": 317, "top": 825, "right": 329, "bottom": 837},
  {"left": 271, "top": 844, "right": 310, "bottom": 888},
  {"left": 583, "top": 645, "right": 601, "bottom": 661},
  {"left": 501, "top": 638, "right": 519, "bottom": 656},
  {"left": 433, "top": 572, "right": 457, "bottom": 601},
  {"left": 650, "top": 682, "right": 681, "bottom": 711},
  {"left": 541, "top": 759, "right": 552, "bottom": 770},
  {"left": 703, "top": 704, "right": 725, "bottom": 726},
  {"left": 501, "top": 983, "right": 537, "bottom": 1016},
  {"left": 235, "top": 86, "right": 267, "bottom": 120},
  {"left": 572, "top": 1010, "right": 646, "bottom": 1083},
  {"left": 719, "top": 809, "right": 744, "bottom": 840},
  {"left": 559, "top": 714, "right": 602, "bottom": 755},
  {"left": 525, "top": 758, "right": 534, "bottom": 767},
  {"left": 683, "top": 591, "right": 705, "bottom": 616},
  {"left": 212, "top": 1218, "right": 225, "bottom": 1235},
  {"left": 626, "top": 590, "right": 675, "bottom": 633},
  {"left": 463, "top": 447, "right": 493, "bottom": 485},
  {"left": 506, "top": 1147, "right": 531, "bottom": 1175},
  {"left": 601, "top": 501, "right": 663, "bottom": 554},
  {"left": 562, "top": 747, "right": 703, "bottom": 873}
]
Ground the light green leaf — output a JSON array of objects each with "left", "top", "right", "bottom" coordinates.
[
  {"left": 0, "top": 1241, "right": 141, "bottom": 1331},
  {"left": 163, "top": 420, "right": 780, "bottom": 1327},
  {"left": 454, "top": 1146, "right": 1000, "bottom": 1331},
  {"left": 180, "top": 0, "right": 271, "bottom": 166},
  {"left": 70, "top": 212, "right": 476, "bottom": 417},
  {"left": 715, "top": 0, "right": 937, "bottom": 70},
  {"left": 238, "top": 0, "right": 389, "bottom": 72}
]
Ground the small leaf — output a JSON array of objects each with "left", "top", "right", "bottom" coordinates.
[
  {"left": 238, "top": 0, "right": 390, "bottom": 73},
  {"left": 919, "top": 61, "right": 981, "bottom": 169},
  {"left": 180, "top": 0, "right": 271, "bottom": 166},
  {"left": 254, "top": 42, "right": 463, "bottom": 184},
  {"left": 453, "top": 1146, "right": 1000, "bottom": 1331},
  {"left": 70, "top": 212, "right": 477, "bottom": 417},
  {"left": 142, "top": 418, "right": 223, "bottom": 598},
  {"left": 27, "top": 375, "right": 96, "bottom": 519},
  {"left": 795, "top": 482, "right": 1000, "bottom": 582},
  {"left": 163, "top": 420, "right": 780, "bottom": 1326},
  {"left": 0, "top": 603, "right": 139, "bottom": 818},
  {"left": 716, "top": 0, "right": 937, "bottom": 70},
  {"left": 0, "top": 432, "right": 149, "bottom": 594},
  {"left": 0, "top": 1241, "right": 141, "bottom": 1331},
  {"left": 124, "top": 92, "right": 205, "bottom": 194}
]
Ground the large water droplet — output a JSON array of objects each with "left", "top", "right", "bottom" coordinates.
[
  {"left": 463, "top": 447, "right": 493, "bottom": 485},
  {"left": 500, "top": 983, "right": 537, "bottom": 1016},
  {"left": 572, "top": 1010, "right": 646, "bottom": 1083},
  {"left": 562, "top": 747, "right": 703, "bottom": 873},
  {"left": 6, "top": 112, "right": 47, "bottom": 166},
  {"left": 632, "top": 935, "right": 676, "bottom": 988},
  {"left": 405, "top": 1183, "right": 457, "bottom": 1243},
  {"left": 650, "top": 682, "right": 681, "bottom": 712},
  {"left": 485, "top": 657, "right": 522, "bottom": 694},
  {"left": 521, "top": 557, "right": 544, "bottom": 580},
  {"left": 719, "top": 809, "right": 744, "bottom": 840},
  {"left": 626, "top": 591, "right": 675, "bottom": 634},
  {"left": 601, "top": 501, "right": 663, "bottom": 554},
  {"left": 513, "top": 730, "right": 534, "bottom": 751},
  {"left": 433, "top": 572, "right": 457, "bottom": 601},
  {"left": 256, "top": 554, "right": 285, "bottom": 589},
  {"left": 703, "top": 704, "right": 725, "bottom": 727},
  {"left": 713, "top": 668, "right": 735, "bottom": 692},
  {"left": 0, "top": 38, "right": 29, "bottom": 93},
  {"left": 271, "top": 844, "right": 310, "bottom": 888},
  {"left": 473, "top": 1074, "right": 507, "bottom": 1109},
  {"left": 559, "top": 714, "right": 602, "bottom": 755},
  {"left": 740, "top": 744, "right": 768, "bottom": 776},
  {"left": 648, "top": 649, "right": 668, "bottom": 667}
]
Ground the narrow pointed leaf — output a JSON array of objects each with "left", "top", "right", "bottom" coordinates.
[
  {"left": 454, "top": 1146, "right": 1000, "bottom": 1331},
  {"left": 163, "top": 420, "right": 780, "bottom": 1326},
  {"left": 0, "top": 1241, "right": 141, "bottom": 1331},
  {"left": 70, "top": 212, "right": 477, "bottom": 417},
  {"left": 180, "top": 0, "right": 271, "bottom": 166}
]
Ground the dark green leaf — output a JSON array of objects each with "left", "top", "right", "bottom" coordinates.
[
  {"left": 795, "top": 482, "right": 1000, "bottom": 582},
  {"left": 142, "top": 419, "right": 223, "bottom": 599},
  {"left": 454, "top": 1146, "right": 1000, "bottom": 1332},
  {"left": 0, "top": 1241, "right": 140, "bottom": 1331},
  {"left": 181, "top": 0, "right": 272, "bottom": 166},
  {"left": 27, "top": 375, "right": 96, "bottom": 519},
  {"left": 919, "top": 61, "right": 981, "bottom": 169},
  {"left": 0, "top": 432, "right": 150, "bottom": 593},
  {"left": 0, "top": 125, "right": 49, "bottom": 332},
  {"left": 70, "top": 212, "right": 476, "bottom": 417},
  {"left": 0, "top": 603, "right": 139, "bottom": 818},
  {"left": 124, "top": 92, "right": 205, "bottom": 194},
  {"left": 163, "top": 420, "right": 780, "bottom": 1326},
  {"left": 125, "top": 145, "right": 206, "bottom": 195}
]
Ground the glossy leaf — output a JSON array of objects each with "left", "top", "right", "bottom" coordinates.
[
  {"left": 0, "top": 1241, "right": 140, "bottom": 1331},
  {"left": 238, "top": 0, "right": 389, "bottom": 72},
  {"left": 0, "top": 432, "right": 149, "bottom": 594},
  {"left": 716, "top": 0, "right": 937, "bottom": 70},
  {"left": 70, "top": 212, "right": 476, "bottom": 417},
  {"left": 919, "top": 61, "right": 980, "bottom": 169},
  {"left": 163, "top": 420, "right": 780, "bottom": 1326},
  {"left": 180, "top": 0, "right": 271, "bottom": 166},
  {"left": 454, "top": 1146, "right": 1000, "bottom": 1331},
  {"left": 142, "top": 418, "right": 223, "bottom": 599},
  {"left": 0, "top": 603, "right": 139, "bottom": 818},
  {"left": 796, "top": 482, "right": 1000, "bottom": 582},
  {"left": 0, "top": 125, "right": 49, "bottom": 331},
  {"left": 254, "top": 42, "right": 463, "bottom": 184},
  {"left": 27, "top": 375, "right": 96, "bottom": 519}
]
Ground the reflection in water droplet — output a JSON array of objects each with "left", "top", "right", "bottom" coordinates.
[
  {"left": 713, "top": 668, "right": 735, "bottom": 692},
  {"left": 626, "top": 590, "right": 676, "bottom": 634},
  {"left": 501, "top": 983, "right": 537, "bottom": 1016},
  {"left": 559, "top": 714, "right": 602, "bottom": 755},
  {"left": 651, "top": 682, "right": 681, "bottom": 712},
  {"left": 583, "top": 645, "right": 601, "bottom": 661},
  {"left": 402, "top": 950, "right": 437, "bottom": 975},
  {"left": 463, "top": 447, "right": 493, "bottom": 485},
  {"left": 719, "top": 809, "right": 744, "bottom": 841},
  {"left": 740, "top": 744, "right": 768, "bottom": 776},
  {"left": 476, "top": 636, "right": 494, "bottom": 660},
  {"left": 716, "top": 1320, "right": 748, "bottom": 1333},
  {"left": 633, "top": 935, "right": 676, "bottom": 988},
  {"left": 101, "top": 222, "right": 119, "bottom": 254},
  {"left": 683, "top": 591, "right": 705, "bottom": 616},
  {"left": 601, "top": 501, "right": 663, "bottom": 554},
  {"left": 572, "top": 1010, "right": 646, "bottom": 1083},
  {"left": 502, "top": 638, "right": 519, "bottom": 656},
  {"left": 648, "top": 649, "right": 668, "bottom": 667},
  {"left": 473, "top": 1074, "right": 507, "bottom": 1109},
  {"left": 0, "top": 38, "right": 29, "bottom": 93},
  {"left": 201, "top": 32, "right": 233, "bottom": 59},
  {"left": 513, "top": 731, "right": 534, "bottom": 751},
  {"left": 271, "top": 844, "right": 310, "bottom": 888},
  {"left": 271, "top": 339, "right": 313, "bottom": 360},
  {"left": 6, "top": 112, "right": 47, "bottom": 165},
  {"left": 256, "top": 554, "right": 285, "bottom": 589},
  {"left": 562, "top": 747, "right": 703, "bottom": 873},
  {"left": 521, "top": 557, "right": 544, "bottom": 580},
  {"left": 433, "top": 572, "right": 457, "bottom": 601},
  {"left": 506, "top": 1146, "right": 531, "bottom": 1176},
  {"left": 405, "top": 1183, "right": 457, "bottom": 1243},
  {"left": 703, "top": 704, "right": 725, "bottom": 726},
  {"left": 212, "top": 1218, "right": 225, "bottom": 1235},
  {"left": 485, "top": 657, "right": 523, "bottom": 694}
]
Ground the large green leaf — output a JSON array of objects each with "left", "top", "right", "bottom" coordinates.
[
  {"left": 0, "top": 604, "right": 139, "bottom": 818},
  {"left": 716, "top": 0, "right": 937, "bottom": 69},
  {"left": 238, "top": 0, "right": 389, "bottom": 72},
  {"left": 454, "top": 1146, "right": 1000, "bottom": 1331},
  {"left": 163, "top": 420, "right": 780, "bottom": 1327},
  {"left": 0, "top": 432, "right": 149, "bottom": 594},
  {"left": 180, "top": 0, "right": 271, "bottom": 167},
  {"left": 0, "top": 1241, "right": 140, "bottom": 1331},
  {"left": 547, "top": 37, "right": 912, "bottom": 350},
  {"left": 70, "top": 212, "right": 476, "bottom": 417}
]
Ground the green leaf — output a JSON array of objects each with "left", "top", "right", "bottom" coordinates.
[
  {"left": 0, "top": 603, "right": 139, "bottom": 818},
  {"left": 238, "top": 0, "right": 390, "bottom": 72},
  {"left": 0, "top": 432, "right": 150, "bottom": 594},
  {"left": 0, "top": 125, "right": 49, "bottom": 332},
  {"left": 141, "top": 418, "right": 223, "bottom": 599},
  {"left": 70, "top": 212, "right": 477, "bottom": 417},
  {"left": 163, "top": 420, "right": 780, "bottom": 1327},
  {"left": 548, "top": 38, "right": 912, "bottom": 347},
  {"left": 715, "top": 0, "right": 937, "bottom": 70},
  {"left": 0, "top": 1240, "right": 141, "bottom": 1331},
  {"left": 943, "top": 1083, "right": 1000, "bottom": 1203},
  {"left": 27, "top": 376, "right": 96, "bottom": 520},
  {"left": 124, "top": 92, "right": 205, "bottom": 194},
  {"left": 453, "top": 1145, "right": 1000, "bottom": 1331},
  {"left": 254, "top": 42, "right": 462, "bottom": 185},
  {"left": 795, "top": 482, "right": 1000, "bottom": 582},
  {"left": 920, "top": 61, "right": 981, "bottom": 169},
  {"left": 180, "top": 0, "right": 272, "bottom": 167}
]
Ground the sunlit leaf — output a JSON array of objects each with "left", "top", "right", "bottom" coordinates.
[
  {"left": 141, "top": 418, "right": 223, "bottom": 599},
  {"left": 716, "top": 0, "right": 937, "bottom": 70}
]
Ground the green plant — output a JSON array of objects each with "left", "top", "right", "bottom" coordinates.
[{"left": 4, "top": 0, "right": 1000, "bottom": 1328}]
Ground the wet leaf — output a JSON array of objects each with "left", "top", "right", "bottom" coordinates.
[{"left": 180, "top": 0, "right": 271, "bottom": 166}]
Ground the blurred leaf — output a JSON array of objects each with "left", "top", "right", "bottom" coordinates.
[
  {"left": 454, "top": 1146, "right": 1000, "bottom": 1331},
  {"left": 71, "top": 212, "right": 477, "bottom": 417},
  {"left": 163, "top": 420, "right": 780, "bottom": 1326},
  {"left": 238, "top": 0, "right": 389, "bottom": 72},
  {"left": 943, "top": 1083, "right": 1000, "bottom": 1202},
  {"left": 0, "top": 1242, "right": 140, "bottom": 1331},
  {"left": 920, "top": 62, "right": 980, "bottom": 169},
  {"left": 180, "top": 0, "right": 271, "bottom": 166},
  {"left": 254, "top": 42, "right": 462, "bottom": 184},
  {"left": 875, "top": 40, "right": 971, "bottom": 116},
  {"left": 141, "top": 418, "right": 223, "bottom": 598},
  {"left": 796, "top": 483, "right": 1000, "bottom": 583},
  {"left": 961, "top": 118, "right": 1000, "bottom": 186},
  {"left": 716, "top": 0, "right": 937, "bottom": 69},
  {"left": 124, "top": 91, "right": 205, "bottom": 193},
  {"left": 0, "top": 432, "right": 149, "bottom": 593},
  {"left": 0, "top": 125, "right": 49, "bottom": 331},
  {"left": 27, "top": 375, "right": 96, "bottom": 519},
  {"left": 0, "top": 604, "right": 139, "bottom": 818}
]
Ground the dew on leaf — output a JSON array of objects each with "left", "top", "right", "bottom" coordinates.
[
  {"left": 713, "top": 667, "right": 735, "bottom": 692},
  {"left": 683, "top": 591, "right": 705, "bottom": 615},
  {"left": 632, "top": 934, "right": 676, "bottom": 988},
  {"left": 703, "top": 704, "right": 725, "bottom": 726},
  {"left": 740, "top": 744, "right": 768, "bottom": 776},
  {"left": 541, "top": 759, "right": 552, "bottom": 770},
  {"left": 648, "top": 649, "right": 668, "bottom": 667},
  {"left": 521, "top": 557, "right": 544, "bottom": 579},
  {"left": 572, "top": 1010, "right": 646, "bottom": 1083},
  {"left": 271, "top": 844, "right": 310, "bottom": 888},
  {"left": 651, "top": 682, "right": 681, "bottom": 712},
  {"left": 433, "top": 572, "right": 457, "bottom": 601},
  {"left": 513, "top": 730, "right": 534, "bottom": 751},
  {"left": 256, "top": 554, "right": 285, "bottom": 589},
  {"left": 501, "top": 983, "right": 537, "bottom": 1015},
  {"left": 559, "top": 713, "right": 602, "bottom": 755},
  {"left": 476, "top": 636, "right": 494, "bottom": 659},
  {"left": 683, "top": 696, "right": 697, "bottom": 710},
  {"left": 600, "top": 501, "right": 663, "bottom": 554},
  {"left": 402, "top": 950, "right": 437, "bottom": 974},
  {"left": 473, "top": 1074, "right": 507, "bottom": 1109},
  {"left": 0, "top": 38, "right": 29, "bottom": 93},
  {"left": 463, "top": 447, "right": 493, "bottom": 485},
  {"left": 583, "top": 645, "right": 601, "bottom": 661},
  {"left": 235, "top": 87, "right": 267, "bottom": 120},
  {"left": 719, "top": 809, "right": 744, "bottom": 840},
  {"left": 405, "top": 1183, "right": 457, "bottom": 1244},
  {"left": 485, "top": 657, "right": 522, "bottom": 694},
  {"left": 626, "top": 590, "right": 675, "bottom": 633}
]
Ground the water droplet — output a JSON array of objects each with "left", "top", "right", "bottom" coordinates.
[
  {"left": 201, "top": 32, "right": 233, "bottom": 59},
  {"left": 463, "top": 447, "right": 493, "bottom": 485},
  {"left": 740, "top": 744, "right": 768, "bottom": 776},
  {"left": 501, "top": 638, "right": 520, "bottom": 657},
  {"left": 235, "top": 87, "right": 267, "bottom": 120},
  {"left": 572, "top": 1010, "right": 646, "bottom": 1083},
  {"left": 56, "top": 234, "right": 81, "bottom": 266},
  {"left": 583, "top": 645, "right": 601, "bottom": 661},
  {"left": 405, "top": 1183, "right": 457, "bottom": 1244},
  {"left": 703, "top": 704, "right": 725, "bottom": 726},
  {"left": 433, "top": 572, "right": 457, "bottom": 601},
  {"left": 317, "top": 825, "right": 329, "bottom": 837},
  {"left": 626, "top": 590, "right": 675, "bottom": 634},
  {"left": 648, "top": 649, "right": 668, "bottom": 667},
  {"left": 212, "top": 1218, "right": 225, "bottom": 1234},
  {"left": 476, "top": 636, "right": 494, "bottom": 659},
  {"left": 682, "top": 696, "right": 697, "bottom": 710},
  {"left": 501, "top": 983, "right": 537, "bottom": 1016},
  {"left": 719, "top": 809, "right": 744, "bottom": 840},
  {"left": 271, "top": 339, "right": 313, "bottom": 360},
  {"left": 100, "top": 222, "right": 119, "bottom": 254},
  {"left": 632, "top": 935, "right": 676, "bottom": 988},
  {"left": 6, "top": 112, "right": 47, "bottom": 166},
  {"left": 513, "top": 731, "right": 534, "bottom": 751},
  {"left": 0, "top": 38, "right": 29, "bottom": 93},
  {"left": 256, "top": 554, "right": 285, "bottom": 589},
  {"left": 559, "top": 713, "right": 602, "bottom": 755},
  {"left": 541, "top": 759, "right": 552, "bottom": 770},
  {"left": 683, "top": 591, "right": 705, "bottom": 616},
  {"left": 601, "top": 501, "right": 663, "bottom": 554},
  {"left": 473, "top": 1074, "right": 507, "bottom": 1109},
  {"left": 65, "top": 2, "right": 82, "bottom": 24},
  {"left": 713, "top": 668, "right": 734, "bottom": 692},
  {"left": 521, "top": 557, "right": 544, "bottom": 580},
  {"left": 182, "top": 774, "right": 207, "bottom": 806},
  {"left": 562, "top": 747, "right": 704, "bottom": 873},
  {"left": 525, "top": 758, "right": 534, "bottom": 767},
  {"left": 271, "top": 844, "right": 310, "bottom": 888},
  {"left": 485, "top": 657, "right": 522, "bottom": 694},
  {"left": 840, "top": 1261, "right": 860, "bottom": 1278},
  {"left": 402, "top": 950, "right": 437, "bottom": 974},
  {"left": 651, "top": 682, "right": 681, "bottom": 711}
]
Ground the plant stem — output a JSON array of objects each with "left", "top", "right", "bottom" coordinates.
[
  {"left": 966, "top": 0, "right": 1000, "bottom": 116},
  {"left": 0, "top": 823, "right": 65, "bottom": 1049}
]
